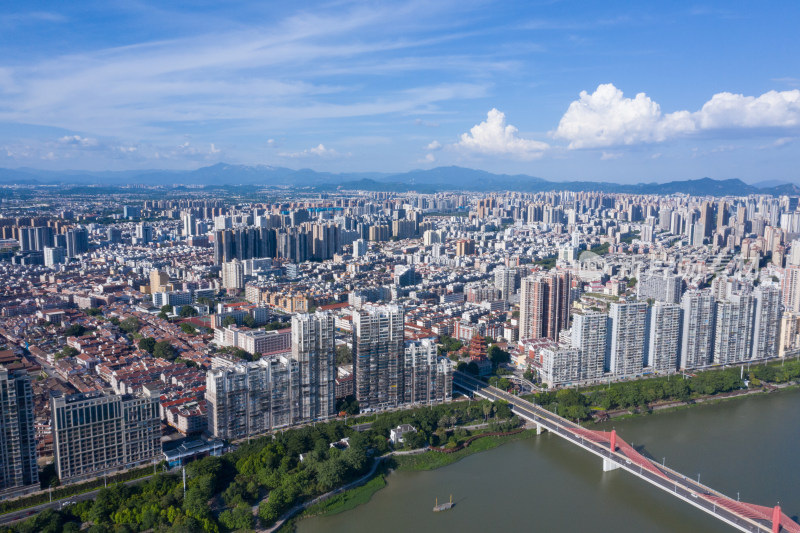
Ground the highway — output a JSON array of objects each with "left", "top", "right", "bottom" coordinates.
[{"left": 454, "top": 372, "right": 798, "bottom": 533}]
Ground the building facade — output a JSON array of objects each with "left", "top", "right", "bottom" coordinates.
[
  {"left": 0, "top": 367, "right": 39, "bottom": 499},
  {"left": 353, "top": 304, "right": 405, "bottom": 409},
  {"left": 51, "top": 388, "right": 161, "bottom": 483},
  {"left": 291, "top": 312, "right": 336, "bottom": 421}
]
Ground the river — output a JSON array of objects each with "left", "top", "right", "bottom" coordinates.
[{"left": 297, "top": 388, "right": 800, "bottom": 533}]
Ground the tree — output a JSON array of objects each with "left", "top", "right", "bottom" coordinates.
[
  {"left": 222, "top": 316, "right": 237, "bottom": 327},
  {"left": 179, "top": 306, "right": 198, "bottom": 318},
  {"left": 85, "top": 307, "right": 103, "bottom": 317},
  {"left": 153, "top": 341, "right": 177, "bottom": 361},
  {"left": 138, "top": 337, "right": 156, "bottom": 354},
  {"left": 219, "top": 504, "right": 254, "bottom": 531},
  {"left": 64, "top": 324, "right": 86, "bottom": 337},
  {"left": 180, "top": 323, "right": 197, "bottom": 335},
  {"left": 119, "top": 317, "right": 140, "bottom": 335},
  {"left": 55, "top": 346, "right": 79, "bottom": 360},
  {"left": 627, "top": 277, "right": 637, "bottom": 288},
  {"left": 161, "top": 304, "right": 173, "bottom": 314},
  {"left": 242, "top": 314, "right": 256, "bottom": 328},
  {"left": 488, "top": 345, "right": 510, "bottom": 367},
  {"left": 335, "top": 344, "right": 352, "bottom": 366}
]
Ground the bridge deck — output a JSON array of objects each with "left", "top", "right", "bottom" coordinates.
[{"left": 453, "top": 372, "right": 799, "bottom": 533}]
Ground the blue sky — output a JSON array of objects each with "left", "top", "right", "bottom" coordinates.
[{"left": 1, "top": 1, "right": 799, "bottom": 183}]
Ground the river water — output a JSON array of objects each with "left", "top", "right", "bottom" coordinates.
[{"left": 297, "top": 388, "right": 800, "bottom": 533}]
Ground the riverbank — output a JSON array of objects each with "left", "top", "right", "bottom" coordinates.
[
  {"left": 273, "top": 429, "right": 537, "bottom": 532},
  {"left": 393, "top": 429, "right": 536, "bottom": 471},
  {"left": 593, "top": 380, "right": 800, "bottom": 424}
]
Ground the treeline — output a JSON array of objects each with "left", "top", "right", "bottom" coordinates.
[
  {"left": 3, "top": 398, "right": 518, "bottom": 532},
  {"left": 750, "top": 359, "right": 800, "bottom": 384},
  {"left": 531, "top": 367, "right": 747, "bottom": 420}
]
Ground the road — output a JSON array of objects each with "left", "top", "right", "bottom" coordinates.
[
  {"left": 0, "top": 474, "right": 157, "bottom": 526},
  {"left": 454, "top": 372, "right": 789, "bottom": 533}
]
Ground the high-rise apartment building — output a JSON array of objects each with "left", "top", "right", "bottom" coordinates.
[
  {"left": 182, "top": 212, "right": 197, "bottom": 237},
  {"left": 0, "top": 367, "right": 39, "bottom": 499},
  {"left": 222, "top": 259, "right": 245, "bottom": 291},
  {"left": 679, "top": 289, "right": 716, "bottom": 370},
  {"left": 752, "top": 285, "right": 781, "bottom": 360},
  {"left": 494, "top": 266, "right": 518, "bottom": 302},
  {"left": 519, "top": 271, "right": 571, "bottom": 341},
  {"left": 608, "top": 301, "right": 648, "bottom": 377},
  {"left": 647, "top": 302, "right": 682, "bottom": 373},
  {"left": 637, "top": 271, "right": 683, "bottom": 303},
  {"left": 353, "top": 305, "right": 405, "bottom": 409},
  {"left": 206, "top": 357, "right": 298, "bottom": 440},
  {"left": 149, "top": 269, "right": 170, "bottom": 294},
  {"left": 782, "top": 266, "right": 800, "bottom": 313},
  {"left": 571, "top": 311, "right": 608, "bottom": 381},
  {"left": 134, "top": 223, "right": 153, "bottom": 245},
  {"left": 402, "top": 339, "right": 453, "bottom": 405},
  {"left": 51, "top": 388, "right": 161, "bottom": 483},
  {"left": 713, "top": 292, "right": 755, "bottom": 365},
  {"left": 537, "top": 341, "right": 581, "bottom": 387},
  {"left": 291, "top": 313, "right": 336, "bottom": 421},
  {"left": 43, "top": 246, "right": 66, "bottom": 267},
  {"left": 65, "top": 227, "right": 89, "bottom": 258}
]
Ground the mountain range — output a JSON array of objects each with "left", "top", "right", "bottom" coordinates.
[{"left": 0, "top": 163, "right": 797, "bottom": 196}]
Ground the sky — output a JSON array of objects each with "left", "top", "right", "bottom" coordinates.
[{"left": 0, "top": 1, "right": 799, "bottom": 183}]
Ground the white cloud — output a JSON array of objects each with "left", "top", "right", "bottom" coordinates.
[
  {"left": 209, "top": 143, "right": 221, "bottom": 154},
  {"left": 418, "top": 153, "right": 436, "bottom": 163},
  {"left": 58, "top": 135, "right": 98, "bottom": 147},
  {"left": 554, "top": 83, "right": 800, "bottom": 149},
  {"left": 694, "top": 90, "right": 800, "bottom": 129},
  {"left": 278, "top": 143, "right": 346, "bottom": 158},
  {"left": 426, "top": 140, "right": 442, "bottom": 150},
  {"left": 600, "top": 151, "right": 622, "bottom": 160},
  {"left": 455, "top": 108, "right": 549, "bottom": 159}
]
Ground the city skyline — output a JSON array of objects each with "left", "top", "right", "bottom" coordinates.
[{"left": 1, "top": 2, "right": 799, "bottom": 181}]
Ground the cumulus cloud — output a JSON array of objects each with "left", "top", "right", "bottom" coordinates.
[
  {"left": 278, "top": 143, "right": 346, "bottom": 158},
  {"left": 554, "top": 83, "right": 800, "bottom": 149},
  {"left": 426, "top": 140, "right": 442, "bottom": 150},
  {"left": 455, "top": 108, "right": 549, "bottom": 158},
  {"left": 418, "top": 153, "right": 436, "bottom": 163}
]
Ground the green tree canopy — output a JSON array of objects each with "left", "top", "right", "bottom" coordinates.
[
  {"left": 153, "top": 341, "right": 177, "bottom": 361},
  {"left": 64, "top": 324, "right": 86, "bottom": 337},
  {"left": 179, "top": 306, "right": 198, "bottom": 318},
  {"left": 119, "top": 317, "right": 140, "bottom": 335},
  {"left": 138, "top": 337, "right": 156, "bottom": 354}
]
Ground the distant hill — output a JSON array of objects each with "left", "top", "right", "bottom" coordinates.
[{"left": 0, "top": 164, "right": 796, "bottom": 196}]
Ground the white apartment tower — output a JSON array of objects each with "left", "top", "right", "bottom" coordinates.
[
  {"left": 647, "top": 302, "right": 682, "bottom": 373},
  {"left": 222, "top": 259, "right": 245, "bottom": 291},
  {"left": 713, "top": 292, "right": 755, "bottom": 365},
  {"left": 679, "top": 289, "right": 716, "bottom": 370},
  {"left": 570, "top": 311, "right": 608, "bottom": 381},
  {"left": 291, "top": 312, "right": 336, "bottom": 421},
  {"left": 402, "top": 339, "right": 453, "bottom": 405},
  {"left": 353, "top": 305, "right": 405, "bottom": 409},
  {"left": 608, "top": 301, "right": 648, "bottom": 378},
  {"left": 206, "top": 357, "right": 299, "bottom": 440}
]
